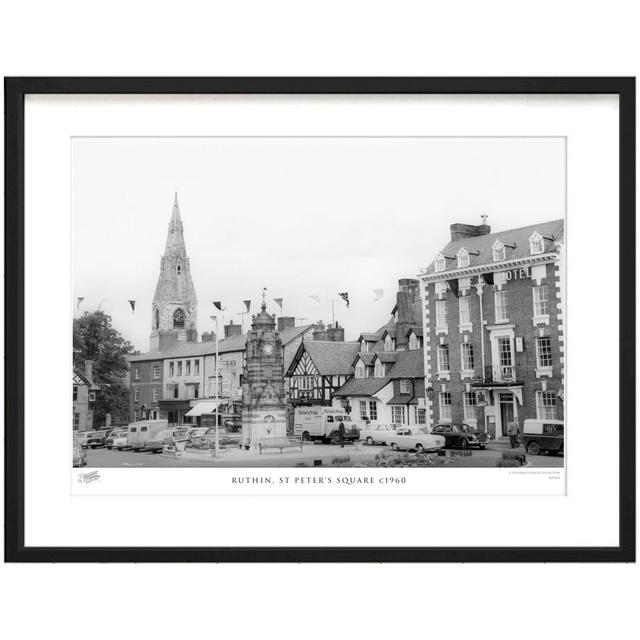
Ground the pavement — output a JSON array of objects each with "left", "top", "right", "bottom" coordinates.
[{"left": 84, "top": 440, "right": 564, "bottom": 468}]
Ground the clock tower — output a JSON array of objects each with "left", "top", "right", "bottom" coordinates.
[
  {"left": 149, "top": 193, "right": 198, "bottom": 351},
  {"left": 241, "top": 296, "right": 287, "bottom": 448}
]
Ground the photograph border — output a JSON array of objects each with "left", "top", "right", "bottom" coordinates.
[{"left": 4, "top": 76, "right": 635, "bottom": 562}]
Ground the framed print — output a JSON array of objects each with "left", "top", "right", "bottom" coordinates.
[{"left": 4, "top": 77, "right": 635, "bottom": 562}]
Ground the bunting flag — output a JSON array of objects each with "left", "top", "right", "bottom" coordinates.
[
  {"left": 373, "top": 288, "right": 384, "bottom": 301},
  {"left": 273, "top": 298, "right": 283, "bottom": 310},
  {"left": 128, "top": 299, "right": 136, "bottom": 312},
  {"left": 243, "top": 299, "right": 251, "bottom": 313},
  {"left": 339, "top": 292, "right": 350, "bottom": 308},
  {"left": 448, "top": 279, "right": 460, "bottom": 298},
  {"left": 212, "top": 301, "right": 223, "bottom": 311},
  {"left": 76, "top": 297, "right": 84, "bottom": 309},
  {"left": 309, "top": 294, "right": 320, "bottom": 304}
]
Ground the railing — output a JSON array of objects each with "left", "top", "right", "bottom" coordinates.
[{"left": 483, "top": 365, "right": 522, "bottom": 384}]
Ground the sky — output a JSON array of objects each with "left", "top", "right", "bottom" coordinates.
[{"left": 72, "top": 137, "right": 566, "bottom": 352}]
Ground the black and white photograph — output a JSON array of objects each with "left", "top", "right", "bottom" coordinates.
[{"left": 72, "top": 136, "right": 566, "bottom": 472}]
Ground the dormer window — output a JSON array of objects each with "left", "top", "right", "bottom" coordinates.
[
  {"left": 434, "top": 253, "right": 446, "bottom": 272},
  {"left": 355, "top": 360, "right": 367, "bottom": 379},
  {"left": 492, "top": 240, "right": 506, "bottom": 262},
  {"left": 374, "top": 359, "right": 385, "bottom": 378},
  {"left": 529, "top": 231, "right": 544, "bottom": 255},
  {"left": 457, "top": 247, "right": 470, "bottom": 269},
  {"left": 360, "top": 340, "right": 369, "bottom": 353},
  {"left": 408, "top": 332, "right": 420, "bottom": 351},
  {"left": 384, "top": 335, "right": 395, "bottom": 351}
]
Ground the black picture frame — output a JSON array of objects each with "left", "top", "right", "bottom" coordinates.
[{"left": 4, "top": 77, "right": 635, "bottom": 563}]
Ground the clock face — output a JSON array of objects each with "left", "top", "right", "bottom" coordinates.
[{"left": 263, "top": 343, "right": 273, "bottom": 356}]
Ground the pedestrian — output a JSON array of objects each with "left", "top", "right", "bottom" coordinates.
[
  {"left": 507, "top": 417, "right": 520, "bottom": 448},
  {"left": 338, "top": 421, "right": 345, "bottom": 448}
]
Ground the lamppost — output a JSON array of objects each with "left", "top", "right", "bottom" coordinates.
[{"left": 213, "top": 315, "right": 220, "bottom": 457}]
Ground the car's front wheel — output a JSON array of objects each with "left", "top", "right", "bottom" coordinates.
[
  {"left": 527, "top": 442, "right": 541, "bottom": 455},
  {"left": 415, "top": 443, "right": 425, "bottom": 454},
  {"left": 366, "top": 436, "right": 374, "bottom": 446},
  {"left": 458, "top": 438, "right": 469, "bottom": 450},
  {"left": 302, "top": 431, "right": 311, "bottom": 442},
  {"left": 391, "top": 443, "right": 399, "bottom": 451}
]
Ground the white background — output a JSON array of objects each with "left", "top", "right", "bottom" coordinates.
[
  {"left": 1, "top": 2, "right": 638, "bottom": 640},
  {"left": 29, "top": 95, "right": 604, "bottom": 546}
]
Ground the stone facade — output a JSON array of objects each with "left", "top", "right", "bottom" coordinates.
[
  {"left": 241, "top": 302, "right": 287, "bottom": 447},
  {"left": 149, "top": 193, "right": 198, "bottom": 351}
]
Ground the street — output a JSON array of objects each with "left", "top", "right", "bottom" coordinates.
[{"left": 83, "top": 441, "right": 564, "bottom": 468}]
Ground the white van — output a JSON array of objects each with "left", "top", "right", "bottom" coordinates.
[
  {"left": 293, "top": 407, "right": 360, "bottom": 443},
  {"left": 126, "top": 420, "right": 169, "bottom": 451}
]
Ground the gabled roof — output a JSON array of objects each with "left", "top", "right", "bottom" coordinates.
[
  {"left": 358, "top": 332, "right": 380, "bottom": 342},
  {"left": 287, "top": 340, "right": 360, "bottom": 377},
  {"left": 372, "top": 351, "right": 399, "bottom": 364},
  {"left": 406, "top": 326, "right": 423, "bottom": 338},
  {"left": 388, "top": 349, "right": 424, "bottom": 379},
  {"left": 353, "top": 352, "right": 375, "bottom": 367},
  {"left": 426, "top": 219, "right": 564, "bottom": 275},
  {"left": 130, "top": 324, "right": 314, "bottom": 363},
  {"left": 380, "top": 327, "right": 397, "bottom": 339},
  {"left": 332, "top": 376, "right": 391, "bottom": 398},
  {"left": 73, "top": 368, "right": 90, "bottom": 385}
]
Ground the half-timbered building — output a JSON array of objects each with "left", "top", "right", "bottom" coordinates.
[{"left": 285, "top": 339, "right": 359, "bottom": 406}]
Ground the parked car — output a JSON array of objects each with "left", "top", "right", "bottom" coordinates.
[
  {"left": 126, "top": 420, "right": 169, "bottom": 451},
  {"left": 431, "top": 423, "right": 489, "bottom": 449},
  {"left": 388, "top": 427, "right": 445, "bottom": 453},
  {"left": 105, "top": 428, "right": 129, "bottom": 450},
  {"left": 202, "top": 428, "right": 242, "bottom": 448},
  {"left": 521, "top": 419, "right": 564, "bottom": 455},
  {"left": 74, "top": 430, "right": 93, "bottom": 447},
  {"left": 359, "top": 424, "right": 398, "bottom": 446},
  {"left": 222, "top": 415, "right": 242, "bottom": 432},
  {"left": 73, "top": 437, "right": 87, "bottom": 467},
  {"left": 84, "top": 428, "right": 112, "bottom": 449},
  {"left": 144, "top": 426, "right": 190, "bottom": 452}
]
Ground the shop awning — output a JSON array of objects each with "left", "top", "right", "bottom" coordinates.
[{"left": 185, "top": 400, "right": 223, "bottom": 417}]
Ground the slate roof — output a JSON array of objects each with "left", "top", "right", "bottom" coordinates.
[
  {"left": 129, "top": 324, "right": 313, "bottom": 363},
  {"left": 426, "top": 219, "right": 565, "bottom": 275},
  {"left": 388, "top": 349, "right": 424, "bottom": 379},
  {"left": 294, "top": 340, "right": 360, "bottom": 376},
  {"left": 406, "top": 326, "right": 423, "bottom": 338},
  {"left": 372, "top": 351, "right": 400, "bottom": 364},
  {"left": 332, "top": 376, "right": 391, "bottom": 398},
  {"left": 353, "top": 352, "right": 376, "bottom": 366},
  {"left": 358, "top": 332, "right": 380, "bottom": 342}
]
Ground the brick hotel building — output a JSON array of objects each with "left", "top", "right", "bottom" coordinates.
[{"left": 418, "top": 218, "right": 565, "bottom": 438}]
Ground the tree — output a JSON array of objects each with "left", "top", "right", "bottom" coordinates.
[{"left": 73, "top": 310, "right": 134, "bottom": 425}]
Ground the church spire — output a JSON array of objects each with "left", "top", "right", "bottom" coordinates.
[{"left": 150, "top": 193, "right": 198, "bottom": 351}]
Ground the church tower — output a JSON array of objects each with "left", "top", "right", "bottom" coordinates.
[
  {"left": 149, "top": 193, "right": 198, "bottom": 351},
  {"left": 241, "top": 293, "right": 287, "bottom": 448}
]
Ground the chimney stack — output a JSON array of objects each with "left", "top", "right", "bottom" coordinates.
[
  {"left": 277, "top": 316, "right": 296, "bottom": 332},
  {"left": 312, "top": 321, "right": 328, "bottom": 341},
  {"left": 224, "top": 320, "right": 242, "bottom": 339},
  {"left": 326, "top": 322, "right": 345, "bottom": 342},
  {"left": 450, "top": 219, "right": 491, "bottom": 242},
  {"left": 201, "top": 331, "right": 216, "bottom": 343}
]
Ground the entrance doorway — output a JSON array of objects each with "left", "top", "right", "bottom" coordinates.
[{"left": 499, "top": 393, "right": 515, "bottom": 437}]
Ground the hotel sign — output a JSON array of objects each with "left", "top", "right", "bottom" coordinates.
[{"left": 504, "top": 266, "right": 531, "bottom": 281}]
